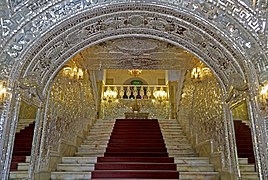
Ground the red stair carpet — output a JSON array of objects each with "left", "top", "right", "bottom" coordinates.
[
  {"left": 234, "top": 121, "right": 255, "bottom": 164},
  {"left": 10, "top": 123, "right": 35, "bottom": 171},
  {"left": 92, "top": 119, "right": 179, "bottom": 179}
]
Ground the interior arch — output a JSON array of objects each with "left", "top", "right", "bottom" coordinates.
[{"left": 1, "top": 2, "right": 266, "bottom": 180}]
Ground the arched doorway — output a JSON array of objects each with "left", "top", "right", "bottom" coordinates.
[{"left": 0, "top": 2, "right": 267, "bottom": 179}]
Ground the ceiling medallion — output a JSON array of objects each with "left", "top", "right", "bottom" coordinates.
[{"left": 128, "top": 69, "right": 142, "bottom": 77}]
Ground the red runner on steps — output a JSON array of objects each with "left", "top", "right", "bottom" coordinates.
[
  {"left": 234, "top": 121, "right": 255, "bottom": 164},
  {"left": 10, "top": 123, "right": 35, "bottom": 171},
  {"left": 92, "top": 119, "right": 179, "bottom": 179}
]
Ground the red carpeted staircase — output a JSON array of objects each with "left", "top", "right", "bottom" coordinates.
[
  {"left": 10, "top": 123, "right": 34, "bottom": 171},
  {"left": 234, "top": 121, "right": 255, "bottom": 164},
  {"left": 92, "top": 119, "right": 179, "bottom": 179}
]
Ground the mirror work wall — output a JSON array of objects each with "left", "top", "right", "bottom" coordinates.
[{"left": 0, "top": 0, "right": 267, "bottom": 179}]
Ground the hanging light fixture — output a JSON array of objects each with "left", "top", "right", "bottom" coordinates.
[
  {"left": 191, "top": 67, "right": 210, "bottom": 81},
  {"left": 128, "top": 69, "right": 142, "bottom": 77},
  {"left": 153, "top": 87, "right": 168, "bottom": 103},
  {"left": 103, "top": 87, "right": 118, "bottom": 102},
  {"left": 63, "top": 65, "right": 84, "bottom": 80},
  {"left": 191, "top": 67, "right": 202, "bottom": 80}
]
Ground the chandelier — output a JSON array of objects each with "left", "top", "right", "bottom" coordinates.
[
  {"left": 153, "top": 88, "right": 168, "bottom": 103},
  {"left": 128, "top": 69, "right": 142, "bottom": 77},
  {"left": 191, "top": 67, "right": 210, "bottom": 81},
  {"left": 103, "top": 87, "right": 118, "bottom": 102},
  {"left": 63, "top": 66, "right": 84, "bottom": 80}
]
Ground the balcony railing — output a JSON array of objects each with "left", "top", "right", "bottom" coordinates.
[{"left": 102, "top": 85, "right": 169, "bottom": 100}]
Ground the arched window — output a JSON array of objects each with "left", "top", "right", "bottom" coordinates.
[{"left": 130, "top": 80, "right": 143, "bottom": 85}]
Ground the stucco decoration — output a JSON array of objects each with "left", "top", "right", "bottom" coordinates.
[
  {"left": 17, "top": 73, "right": 44, "bottom": 106},
  {"left": 0, "top": 0, "right": 267, "bottom": 179},
  {"left": 225, "top": 73, "right": 248, "bottom": 107},
  {"left": 78, "top": 38, "right": 199, "bottom": 70}
]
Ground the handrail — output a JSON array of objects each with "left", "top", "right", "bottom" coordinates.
[
  {"left": 195, "top": 139, "right": 214, "bottom": 154},
  {"left": 195, "top": 139, "right": 213, "bottom": 147}
]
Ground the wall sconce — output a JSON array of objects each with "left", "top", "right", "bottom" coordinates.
[
  {"left": 260, "top": 83, "right": 268, "bottom": 110},
  {"left": 63, "top": 65, "right": 84, "bottom": 80},
  {"left": 0, "top": 81, "right": 7, "bottom": 106},
  {"left": 103, "top": 87, "right": 118, "bottom": 102},
  {"left": 191, "top": 67, "right": 210, "bottom": 81},
  {"left": 128, "top": 69, "right": 142, "bottom": 77},
  {"left": 153, "top": 88, "right": 168, "bottom": 103}
]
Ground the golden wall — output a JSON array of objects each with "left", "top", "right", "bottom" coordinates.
[
  {"left": 178, "top": 71, "right": 226, "bottom": 166},
  {"left": 39, "top": 70, "right": 97, "bottom": 171}
]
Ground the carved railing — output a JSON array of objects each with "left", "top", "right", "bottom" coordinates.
[{"left": 102, "top": 85, "right": 169, "bottom": 100}]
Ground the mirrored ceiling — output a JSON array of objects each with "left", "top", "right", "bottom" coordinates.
[{"left": 68, "top": 37, "right": 201, "bottom": 71}]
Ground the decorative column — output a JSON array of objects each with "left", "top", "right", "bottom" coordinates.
[{"left": 0, "top": 91, "right": 21, "bottom": 180}]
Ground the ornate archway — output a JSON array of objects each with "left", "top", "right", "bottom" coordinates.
[{"left": 0, "top": 1, "right": 267, "bottom": 179}]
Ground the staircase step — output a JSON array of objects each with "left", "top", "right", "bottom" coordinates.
[
  {"left": 106, "top": 147, "right": 167, "bottom": 152},
  {"left": 177, "top": 164, "right": 214, "bottom": 172},
  {"left": 179, "top": 172, "right": 219, "bottom": 180},
  {"left": 104, "top": 152, "right": 169, "bottom": 157},
  {"left": 78, "top": 147, "right": 108, "bottom": 152},
  {"left": 168, "top": 150, "right": 196, "bottom": 154},
  {"left": 169, "top": 153, "right": 197, "bottom": 157},
  {"left": 91, "top": 170, "right": 179, "bottom": 178},
  {"left": 163, "top": 134, "right": 187, "bottom": 138},
  {"left": 80, "top": 144, "right": 107, "bottom": 148},
  {"left": 112, "top": 131, "right": 163, "bottom": 134},
  {"left": 239, "top": 164, "right": 255, "bottom": 172},
  {"left": 109, "top": 139, "right": 165, "bottom": 143},
  {"left": 57, "top": 164, "right": 95, "bottom": 171},
  {"left": 234, "top": 121, "right": 255, "bottom": 164},
  {"left": 51, "top": 172, "right": 91, "bottom": 180},
  {"left": 110, "top": 135, "right": 164, "bottom": 139},
  {"left": 75, "top": 152, "right": 105, "bottom": 156},
  {"left": 95, "top": 163, "right": 177, "bottom": 170},
  {"left": 238, "top": 158, "right": 248, "bottom": 164},
  {"left": 108, "top": 143, "right": 166, "bottom": 147},
  {"left": 9, "top": 171, "right": 28, "bottom": 179},
  {"left": 87, "top": 133, "right": 111, "bottom": 137},
  {"left": 86, "top": 137, "right": 110, "bottom": 140},
  {"left": 97, "top": 157, "right": 174, "bottom": 163},
  {"left": 83, "top": 140, "right": 109, "bottom": 144},
  {"left": 240, "top": 172, "right": 259, "bottom": 179},
  {"left": 11, "top": 156, "right": 26, "bottom": 162},
  {"left": 17, "top": 163, "right": 30, "bottom": 171},
  {"left": 62, "top": 157, "right": 97, "bottom": 164},
  {"left": 166, "top": 145, "right": 193, "bottom": 149},
  {"left": 50, "top": 119, "right": 219, "bottom": 180},
  {"left": 174, "top": 157, "right": 210, "bottom": 164}
]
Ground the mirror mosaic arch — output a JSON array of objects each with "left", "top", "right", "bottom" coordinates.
[
  {"left": 0, "top": 0, "right": 267, "bottom": 79},
  {"left": 13, "top": 4, "right": 249, "bottom": 86},
  {"left": 0, "top": 0, "right": 267, "bottom": 179}
]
